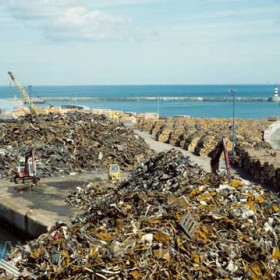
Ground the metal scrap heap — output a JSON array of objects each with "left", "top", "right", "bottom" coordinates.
[
  {"left": 7, "top": 150, "right": 280, "bottom": 279},
  {"left": 0, "top": 113, "right": 153, "bottom": 178}
]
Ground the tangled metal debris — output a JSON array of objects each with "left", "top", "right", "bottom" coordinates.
[
  {"left": 8, "top": 150, "right": 280, "bottom": 279},
  {"left": 0, "top": 113, "right": 153, "bottom": 178}
]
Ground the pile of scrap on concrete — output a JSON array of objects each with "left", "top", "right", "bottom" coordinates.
[
  {"left": 7, "top": 150, "right": 280, "bottom": 279},
  {"left": 0, "top": 112, "right": 153, "bottom": 179}
]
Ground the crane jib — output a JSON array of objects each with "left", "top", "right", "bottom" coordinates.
[{"left": 8, "top": 71, "right": 39, "bottom": 115}]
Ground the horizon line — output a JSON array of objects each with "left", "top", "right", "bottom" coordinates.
[{"left": 0, "top": 83, "right": 279, "bottom": 87}]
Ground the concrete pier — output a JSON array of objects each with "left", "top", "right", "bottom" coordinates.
[
  {"left": 264, "top": 121, "right": 280, "bottom": 149},
  {"left": 0, "top": 171, "right": 107, "bottom": 238}
]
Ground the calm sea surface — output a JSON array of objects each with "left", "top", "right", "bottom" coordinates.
[
  {"left": 0, "top": 226, "right": 21, "bottom": 259},
  {"left": 0, "top": 84, "right": 279, "bottom": 118}
]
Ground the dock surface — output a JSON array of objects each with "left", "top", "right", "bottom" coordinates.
[{"left": 0, "top": 171, "right": 108, "bottom": 238}]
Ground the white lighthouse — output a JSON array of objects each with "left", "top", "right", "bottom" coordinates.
[{"left": 274, "top": 87, "right": 279, "bottom": 98}]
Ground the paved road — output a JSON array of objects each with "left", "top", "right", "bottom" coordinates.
[
  {"left": 135, "top": 130, "right": 212, "bottom": 172},
  {"left": 134, "top": 129, "right": 253, "bottom": 181}
]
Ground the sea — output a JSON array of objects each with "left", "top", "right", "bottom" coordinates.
[
  {"left": 0, "top": 84, "right": 279, "bottom": 119},
  {"left": 0, "top": 226, "right": 21, "bottom": 260}
]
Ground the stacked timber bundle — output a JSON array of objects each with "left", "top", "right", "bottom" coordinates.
[
  {"left": 0, "top": 113, "right": 153, "bottom": 178},
  {"left": 8, "top": 150, "right": 280, "bottom": 279},
  {"left": 236, "top": 146, "right": 280, "bottom": 190}
]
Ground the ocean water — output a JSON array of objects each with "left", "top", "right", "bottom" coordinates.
[
  {"left": 0, "top": 84, "right": 279, "bottom": 118},
  {"left": 0, "top": 226, "right": 21, "bottom": 259}
]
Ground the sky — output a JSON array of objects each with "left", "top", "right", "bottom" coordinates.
[{"left": 0, "top": 0, "right": 279, "bottom": 85}]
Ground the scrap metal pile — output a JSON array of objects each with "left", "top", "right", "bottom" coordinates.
[
  {"left": 136, "top": 117, "right": 270, "bottom": 156},
  {"left": 8, "top": 150, "right": 280, "bottom": 279},
  {"left": 0, "top": 113, "right": 153, "bottom": 178}
]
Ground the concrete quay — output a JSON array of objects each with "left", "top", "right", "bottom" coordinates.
[
  {"left": 264, "top": 121, "right": 280, "bottom": 149},
  {"left": 0, "top": 171, "right": 108, "bottom": 238}
]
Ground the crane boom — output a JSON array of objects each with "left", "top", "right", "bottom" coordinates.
[{"left": 8, "top": 71, "right": 39, "bottom": 115}]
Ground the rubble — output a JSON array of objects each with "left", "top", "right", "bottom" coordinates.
[
  {"left": 8, "top": 150, "right": 280, "bottom": 279},
  {"left": 0, "top": 112, "right": 153, "bottom": 178}
]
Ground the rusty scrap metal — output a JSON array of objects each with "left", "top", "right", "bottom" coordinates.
[
  {"left": 7, "top": 150, "right": 280, "bottom": 279},
  {"left": 0, "top": 112, "right": 153, "bottom": 179}
]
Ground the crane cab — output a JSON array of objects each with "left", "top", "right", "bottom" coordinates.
[{"left": 108, "top": 164, "right": 120, "bottom": 181}]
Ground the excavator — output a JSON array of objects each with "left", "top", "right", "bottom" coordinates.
[{"left": 14, "top": 149, "right": 40, "bottom": 185}]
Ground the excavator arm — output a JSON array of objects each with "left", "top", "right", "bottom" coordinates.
[{"left": 210, "top": 138, "right": 231, "bottom": 174}]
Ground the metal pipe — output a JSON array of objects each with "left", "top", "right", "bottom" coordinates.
[{"left": 229, "top": 89, "right": 237, "bottom": 155}]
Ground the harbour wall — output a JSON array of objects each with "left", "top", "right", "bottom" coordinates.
[
  {"left": 40, "top": 97, "right": 279, "bottom": 102},
  {"left": 0, "top": 198, "right": 47, "bottom": 239},
  {"left": 264, "top": 121, "right": 280, "bottom": 149}
]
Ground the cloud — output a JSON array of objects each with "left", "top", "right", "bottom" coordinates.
[
  {"left": 163, "top": 19, "right": 280, "bottom": 45},
  {"left": 87, "top": 0, "right": 165, "bottom": 8},
  {"left": 3, "top": 0, "right": 77, "bottom": 19},
  {"left": 1, "top": 0, "right": 135, "bottom": 42},
  {"left": 46, "top": 7, "right": 129, "bottom": 41},
  {"left": 188, "top": 7, "right": 278, "bottom": 20}
]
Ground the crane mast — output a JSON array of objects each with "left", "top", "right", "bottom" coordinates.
[{"left": 8, "top": 71, "right": 39, "bottom": 115}]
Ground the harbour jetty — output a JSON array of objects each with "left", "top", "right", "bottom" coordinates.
[{"left": 43, "top": 96, "right": 277, "bottom": 102}]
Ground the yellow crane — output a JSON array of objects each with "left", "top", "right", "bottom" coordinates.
[{"left": 8, "top": 71, "right": 39, "bottom": 115}]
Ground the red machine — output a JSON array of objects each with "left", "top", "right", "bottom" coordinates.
[{"left": 14, "top": 149, "right": 40, "bottom": 184}]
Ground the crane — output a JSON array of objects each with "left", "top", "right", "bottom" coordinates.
[{"left": 8, "top": 71, "right": 39, "bottom": 115}]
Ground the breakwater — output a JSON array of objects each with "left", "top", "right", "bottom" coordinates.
[{"left": 42, "top": 96, "right": 277, "bottom": 102}]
